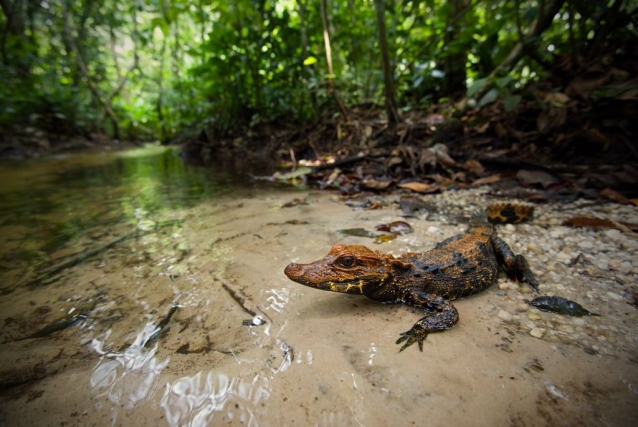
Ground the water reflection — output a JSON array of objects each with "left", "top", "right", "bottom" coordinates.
[
  {"left": 0, "top": 145, "right": 253, "bottom": 291},
  {"left": 90, "top": 324, "right": 170, "bottom": 408}
]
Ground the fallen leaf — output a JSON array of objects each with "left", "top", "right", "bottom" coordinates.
[
  {"left": 366, "top": 201, "right": 384, "bottom": 210},
  {"left": 282, "top": 198, "right": 308, "bottom": 208},
  {"left": 276, "top": 167, "right": 313, "bottom": 181},
  {"left": 374, "top": 234, "right": 397, "bottom": 244},
  {"left": 363, "top": 179, "right": 393, "bottom": 190},
  {"left": 599, "top": 187, "right": 631, "bottom": 204},
  {"left": 562, "top": 216, "right": 638, "bottom": 231},
  {"left": 337, "top": 228, "right": 380, "bottom": 238},
  {"left": 463, "top": 159, "right": 485, "bottom": 173},
  {"left": 471, "top": 174, "right": 501, "bottom": 187},
  {"left": 398, "top": 182, "right": 438, "bottom": 193},
  {"left": 398, "top": 196, "right": 430, "bottom": 216},
  {"left": 516, "top": 169, "right": 559, "bottom": 188},
  {"left": 375, "top": 221, "right": 413, "bottom": 235}
]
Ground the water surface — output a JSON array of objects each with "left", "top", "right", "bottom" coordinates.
[{"left": 0, "top": 146, "right": 636, "bottom": 427}]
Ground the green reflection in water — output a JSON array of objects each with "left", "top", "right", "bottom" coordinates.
[{"left": 0, "top": 145, "right": 248, "bottom": 288}]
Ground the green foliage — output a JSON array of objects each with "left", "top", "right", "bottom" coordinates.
[{"left": 0, "top": 0, "right": 635, "bottom": 140}]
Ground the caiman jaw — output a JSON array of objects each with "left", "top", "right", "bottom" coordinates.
[{"left": 284, "top": 262, "right": 367, "bottom": 294}]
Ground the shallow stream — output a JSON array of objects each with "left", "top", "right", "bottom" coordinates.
[{"left": 0, "top": 145, "right": 636, "bottom": 426}]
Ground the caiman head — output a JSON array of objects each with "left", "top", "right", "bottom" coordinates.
[{"left": 284, "top": 244, "right": 411, "bottom": 297}]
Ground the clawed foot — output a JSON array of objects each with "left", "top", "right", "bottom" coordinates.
[{"left": 396, "top": 325, "right": 428, "bottom": 352}]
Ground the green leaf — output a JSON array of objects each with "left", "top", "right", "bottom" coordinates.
[
  {"left": 467, "top": 78, "right": 488, "bottom": 98},
  {"left": 303, "top": 56, "right": 317, "bottom": 66},
  {"left": 503, "top": 93, "right": 521, "bottom": 112},
  {"left": 478, "top": 88, "right": 499, "bottom": 107},
  {"left": 494, "top": 76, "right": 512, "bottom": 89}
]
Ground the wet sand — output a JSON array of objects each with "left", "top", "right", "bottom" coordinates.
[{"left": 1, "top": 188, "right": 637, "bottom": 426}]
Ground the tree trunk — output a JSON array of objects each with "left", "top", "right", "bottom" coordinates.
[
  {"left": 61, "top": 0, "right": 120, "bottom": 138},
  {"left": 442, "top": 0, "right": 470, "bottom": 97},
  {"left": 320, "top": 0, "right": 349, "bottom": 120},
  {"left": 462, "top": 0, "right": 565, "bottom": 105},
  {"left": 374, "top": 0, "right": 400, "bottom": 124}
]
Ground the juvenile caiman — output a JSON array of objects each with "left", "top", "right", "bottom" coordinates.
[{"left": 284, "top": 215, "right": 538, "bottom": 351}]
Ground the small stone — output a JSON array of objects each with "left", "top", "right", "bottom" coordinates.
[
  {"left": 498, "top": 282, "right": 509, "bottom": 290},
  {"left": 609, "top": 259, "right": 622, "bottom": 270},
  {"left": 619, "top": 261, "right": 632, "bottom": 274},
  {"left": 518, "top": 284, "right": 534, "bottom": 294},
  {"left": 607, "top": 292, "right": 623, "bottom": 301},
  {"left": 557, "top": 324, "right": 575, "bottom": 334},
  {"left": 572, "top": 318, "right": 586, "bottom": 326},
  {"left": 504, "top": 224, "right": 515, "bottom": 232},
  {"left": 530, "top": 328, "right": 546, "bottom": 338},
  {"left": 597, "top": 335, "right": 606, "bottom": 342},
  {"left": 498, "top": 310, "right": 513, "bottom": 321},
  {"left": 604, "top": 229, "right": 621, "bottom": 240},
  {"left": 578, "top": 240, "right": 594, "bottom": 250},
  {"left": 427, "top": 226, "right": 441, "bottom": 234},
  {"left": 595, "top": 258, "right": 609, "bottom": 270},
  {"left": 527, "top": 312, "right": 541, "bottom": 320}
]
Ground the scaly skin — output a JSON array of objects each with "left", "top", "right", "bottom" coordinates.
[{"left": 284, "top": 215, "right": 539, "bottom": 352}]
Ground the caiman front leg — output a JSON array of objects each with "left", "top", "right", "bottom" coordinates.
[
  {"left": 492, "top": 237, "right": 539, "bottom": 291},
  {"left": 396, "top": 291, "right": 460, "bottom": 352}
]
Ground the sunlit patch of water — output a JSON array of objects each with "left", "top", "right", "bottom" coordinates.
[
  {"left": 160, "top": 337, "right": 294, "bottom": 427},
  {"left": 90, "top": 324, "right": 170, "bottom": 408},
  {"left": 264, "top": 287, "right": 290, "bottom": 313}
]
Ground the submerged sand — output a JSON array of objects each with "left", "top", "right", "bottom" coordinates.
[{"left": 1, "top": 182, "right": 637, "bottom": 426}]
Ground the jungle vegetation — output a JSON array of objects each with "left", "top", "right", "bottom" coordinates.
[{"left": 0, "top": 0, "right": 635, "bottom": 143}]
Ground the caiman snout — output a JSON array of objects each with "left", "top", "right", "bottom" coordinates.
[{"left": 284, "top": 262, "right": 300, "bottom": 280}]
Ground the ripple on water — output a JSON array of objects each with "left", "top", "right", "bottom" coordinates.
[{"left": 90, "top": 324, "right": 170, "bottom": 408}]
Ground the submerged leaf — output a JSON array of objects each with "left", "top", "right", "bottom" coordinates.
[
  {"left": 374, "top": 234, "right": 397, "bottom": 244},
  {"left": 375, "top": 221, "right": 413, "bottom": 235},
  {"left": 529, "top": 296, "right": 599, "bottom": 317},
  {"left": 337, "top": 228, "right": 380, "bottom": 238}
]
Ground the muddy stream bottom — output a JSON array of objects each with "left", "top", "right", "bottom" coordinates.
[{"left": 0, "top": 150, "right": 637, "bottom": 426}]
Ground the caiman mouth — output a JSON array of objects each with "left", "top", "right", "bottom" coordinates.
[{"left": 284, "top": 262, "right": 365, "bottom": 294}]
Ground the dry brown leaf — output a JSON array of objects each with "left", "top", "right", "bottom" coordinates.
[
  {"left": 463, "top": 159, "right": 485, "bottom": 174},
  {"left": 476, "top": 122, "right": 490, "bottom": 134},
  {"left": 563, "top": 216, "right": 638, "bottom": 231},
  {"left": 363, "top": 179, "right": 392, "bottom": 190},
  {"left": 599, "top": 187, "right": 631, "bottom": 204},
  {"left": 471, "top": 174, "right": 501, "bottom": 187},
  {"left": 516, "top": 169, "right": 559, "bottom": 188},
  {"left": 398, "top": 182, "right": 438, "bottom": 193},
  {"left": 387, "top": 156, "right": 403, "bottom": 167}
]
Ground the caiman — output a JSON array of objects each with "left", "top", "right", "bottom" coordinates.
[{"left": 284, "top": 215, "right": 538, "bottom": 352}]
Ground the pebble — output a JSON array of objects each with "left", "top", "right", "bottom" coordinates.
[
  {"left": 609, "top": 259, "right": 622, "bottom": 270},
  {"left": 498, "top": 282, "right": 509, "bottom": 290},
  {"left": 578, "top": 240, "right": 594, "bottom": 250},
  {"left": 604, "top": 229, "right": 621, "bottom": 240},
  {"left": 572, "top": 318, "right": 586, "bottom": 326},
  {"left": 498, "top": 310, "right": 513, "bottom": 321},
  {"left": 427, "top": 226, "right": 441, "bottom": 234},
  {"left": 530, "top": 328, "right": 546, "bottom": 339},
  {"left": 619, "top": 261, "right": 632, "bottom": 274},
  {"left": 607, "top": 292, "right": 623, "bottom": 301},
  {"left": 504, "top": 224, "right": 515, "bottom": 232},
  {"left": 595, "top": 258, "right": 609, "bottom": 270},
  {"left": 557, "top": 324, "right": 575, "bottom": 334},
  {"left": 527, "top": 313, "right": 541, "bottom": 320}
]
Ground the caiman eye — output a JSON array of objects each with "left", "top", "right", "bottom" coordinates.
[{"left": 337, "top": 256, "right": 356, "bottom": 268}]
